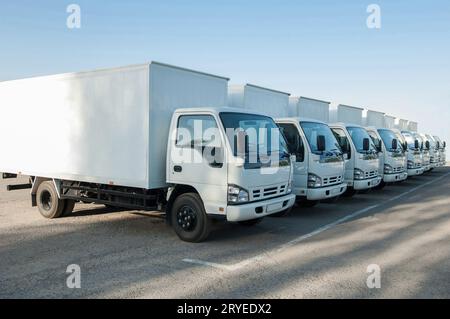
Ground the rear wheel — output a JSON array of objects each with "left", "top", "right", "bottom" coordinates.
[
  {"left": 238, "top": 218, "right": 264, "bottom": 226},
  {"left": 170, "top": 193, "right": 210, "bottom": 243},
  {"left": 36, "top": 181, "right": 65, "bottom": 219}
]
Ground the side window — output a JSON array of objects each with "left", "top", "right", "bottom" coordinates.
[
  {"left": 176, "top": 115, "right": 220, "bottom": 148},
  {"left": 279, "top": 123, "right": 305, "bottom": 162},
  {"left": 331, "top": 128, "right": 351, "bottom": 159}
]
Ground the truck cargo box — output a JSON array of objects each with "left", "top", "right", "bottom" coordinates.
[
  {"left": 332, "top": 104, "right": 363, "bottom": 126},
  {"left": 396, "top": 119, "right": 409, "bottom": 131},
  {"left": 289, "top": 96, "right": 330, "bottom": 122},
  {"left": 365, "top": 110, "right": 385, "bottom": 128},
  {"left": 228, "top": 84, "right": 290, "bottom": 118},
  {"left": 408, "top": 121, "right": 418, "bottom": 132},
  {"left": 0, "top": 62, "right": 228, "bottom": 189},
  {"left": 384, "top": 115, "right": 396, "bottom": 129}
]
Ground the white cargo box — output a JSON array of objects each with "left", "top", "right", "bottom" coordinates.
[
  {"left": 333, "top": 104, "right": 363, "bottom": 126},
  {"left": 408, "top": 121, "right": 418, "bottom": 132},
  {"left": 228, "top": 84, "right": 290, "bottom": 118},
  {"left": 0, "top": 62, "right": 228, "bottom": 189},
  {"left": 365, "top": 110, "right": 385, "bottom": 128},
  {"left": 290, "top": 96, "right": 330, "bottom": 122},
  {"left": 396, "top": 119, "right": 409, "bottom": 131},
  {"left": 384, "top": 115, "right": 396, "bottom": 129}
]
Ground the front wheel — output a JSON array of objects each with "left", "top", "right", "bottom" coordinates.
[
  {"left": 170, "top": 193, "right": 210, "bottom": 243},
  {"left": 343, "top": 188, "right": 357, "bottom": 197},
  {"left": 375, "top": 181, "right": 386, "bottom": 190},
  {"left": 298, "top": 199, "right": 318, "bottom": 208}
]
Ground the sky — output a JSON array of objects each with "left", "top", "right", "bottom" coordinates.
[{"left": 1, "top": 0, "right": 449, "bottom": 156}]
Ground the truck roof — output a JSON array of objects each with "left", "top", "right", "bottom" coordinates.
[
  {"left": 174, "top": 106, "right": 277, "bottom": 118},
  {"left": 275, "top": 117, "right": 327, "bottom": 125},
  {"left": 0, "top": 61, "right": 230, "bottom": 83}
]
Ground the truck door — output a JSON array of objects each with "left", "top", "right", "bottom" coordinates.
[
  {"left": 168, "top": 113, "right": 228, "bottom": 215},
  {"left": 278, "top": 123, "right": 307, "bottom": 196},
  {"left": 331, "top": 128, "right": 353, "bottom": 184}
]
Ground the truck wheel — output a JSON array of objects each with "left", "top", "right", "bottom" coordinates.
[
  {"left": 171, "top": 193, "right": 210, "bottom": 243},
  {"left": 238, "top": 217, "right": 264, "bottom": 226},
  {"left": 269, "top": 206, "right": 293, "bottom": 218},
  {"left": 375, "top": 181, "right": 386, "bottom": 190},
  {"left": 358, "top": 188, "right": 371, "bottom": 194},
  {"left": 36, "top": 181, "right": 64, "bottom": 219},
  {"left": 299, "top": 200, "right": 318, "bottom": 208},
  {"left": 343, "top": 188, "right": 357, "bottom": 197},
  {"left": 61, "top": 199, "right": 76, "bottom": 216}
]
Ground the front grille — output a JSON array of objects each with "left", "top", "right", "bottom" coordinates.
[
  {"left": 251, "top": 183, "right": 287, "bottom": 201},
  {"left": 322, "top": 175, "right": 342, "bottom": 186},
  {"left": 393, "top": 166, "right": 405, "bottom": 173},
  {"left": 365, "top": 170, "right": 378, "bottom": 178}
]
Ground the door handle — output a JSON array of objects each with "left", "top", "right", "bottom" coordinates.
[{"left": 174, "top": 165, "right": 182, "bottom": 173}]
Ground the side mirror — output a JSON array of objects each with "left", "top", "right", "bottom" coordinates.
[
  {"left": 363, "top": 138, "right": 370, "bottom": 151},
  {"left": 343, "top": 153, "right": 349, "bottom": 160},
  {"left": 425, "top": 141, "right": 430, "bottom": 150},
  {"left": 414, "top": 140, "right": 419, "bottom": 150},
  {"left": 392, "top": 139, "right": 398, "bottom": 150},
  {"left": 444, "top": 141, "right": 446, "bottom": 149},
  {"left": 436, "top": 141, "right": 440, "bottom": 150},
  {"left": 317, "top": 135, "right": 326, "bottom": 152},
  {"left": 236, "top": 130, "right": 247, "bottom": 157}
]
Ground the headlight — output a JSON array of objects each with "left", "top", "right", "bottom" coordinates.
[
  {"left": 384, "top": 164, "right": 393, "bottom": 174},
  {"left": 227, "top": 185, "right": 249, "bottom": 204},
  {"left": 307, "top": 174, "right": 322, "bottom": 188},
  {"left": 287, "top": 181, "right": 292, "bottom": 194},
  {"left": 354, "top": 168, "right": 365, "bottom": 180},
  {"left": 407, "top": 160, "right": 414, "bottom": 169}
]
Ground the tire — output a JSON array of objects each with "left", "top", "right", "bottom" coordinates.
[
  {"left": 269, "top": 206, "right": 293, "bottom": 218},
  {"left": 321, "top": 196, "right": 340, "bottom": 204},
  {"left": 170, "top": 193, "right": 210, "bottom": 243},
  {"left": 342, "top": 188, "right": 357, "bottom": 197},
  {"left": 36, "top": 181, "right": 65, "bottom": 219},
  {"left": 358, "top": 188, "right": 371, "bottom": 194},
  {"left": 61, "top": 199, "right": 76, "bottom": 216},
  {"left": 375, "top": 181, "right": 386, "bottom": 190},
  {"left": 299, "top": 200, "right": 318, "bottom": 208},
  {"left": 238, "top": 217, "right": 264, "bottom": 226}
]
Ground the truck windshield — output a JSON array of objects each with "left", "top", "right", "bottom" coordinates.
[
  {"left": 402, "top": 131, "right": 418, "bottom": 150},
  {"left": 300, "top": 121, "right": 342, "bottom": 155},
  {"left": 347, "top": 127, "right": 377, "bottom": 154},
  {"left": 377, "top": 129, "right": 401, "bottom": 152},
  {"left": 219, "top": 112, "right": 290, "bottom": 169}
]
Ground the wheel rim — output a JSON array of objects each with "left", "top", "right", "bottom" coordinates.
[
  {"left": 176, "top": 205, "right": 197, "bottom": 232},
  {"left": 40, "top": 190, "right": 52, "bottom": 211}
]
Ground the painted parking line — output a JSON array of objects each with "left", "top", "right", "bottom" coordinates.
[{"left": 183, "top": 171, "right": 450, "bottom": 271}]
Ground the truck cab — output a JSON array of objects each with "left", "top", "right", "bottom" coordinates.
[
  {"left": 329, "top": 123, "right": 381, "bottom": 195},
  {"left": 400, "top": 130, "right": 424, "bottom": 176},
  {"left": 422, "top": 134, "right": 440, "bottom": 170},
  {"left": 366, "top": 127, "right": 407, "bottom": 187},
  {"left": 432, "top": 135, "right": 446, "bottom": 167},
  {"left": 167, "top": 107, "right": 296, "bottom": 239},
  {"left": 276, "top": 118, "right": 347, "bottom": 205}
]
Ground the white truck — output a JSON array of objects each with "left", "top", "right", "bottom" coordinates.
[
  {"left": 364, "top": 111, "right": 407, "bottom": 187},
  {"left": 422, "top": 134, "right": 440, "bottom": 170},
  {"left": 228, "top": 86, "right": 346, "bottom": 207},
  {"left": 329, "top": 105, "right": 381, "bottom": 196},
  {"left": 0, "top": 62, "right": 295, "bottom": 242},
  {"left": 432, "top": 135, "right": 446, "bottom": 166},
  {"left": 400, "top": 130, "right": 425, "bottom": 176}
]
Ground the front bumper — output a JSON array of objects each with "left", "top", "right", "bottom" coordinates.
[
  {"left": 407, "top": 168, "right": 424, "bottom": 176},
  {"left": 383, "top": 172, "right": 408, "bottom": 183},
  {"left": 430, "top": 162, "right": 439, "bottom": 168},
  {"left": 306, "top": 183, "right": 347, "bottom": 201},
  {"left": 352, "top": 176, "right": 382, "bottom": 190},
  {"left": 423, "top": 164, "right": 431, "bottom": 171},
  {"left": 226, "top": 194, "right": 296, "bottom": 222}
]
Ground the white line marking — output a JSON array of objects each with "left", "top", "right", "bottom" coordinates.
[{"left": 183, "top": 171, "right": 450, "bottom": 271}]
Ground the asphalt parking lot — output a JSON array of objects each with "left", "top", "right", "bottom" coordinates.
[{"left": 1, "top": 166, "right": 450, "bottom": 298}]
